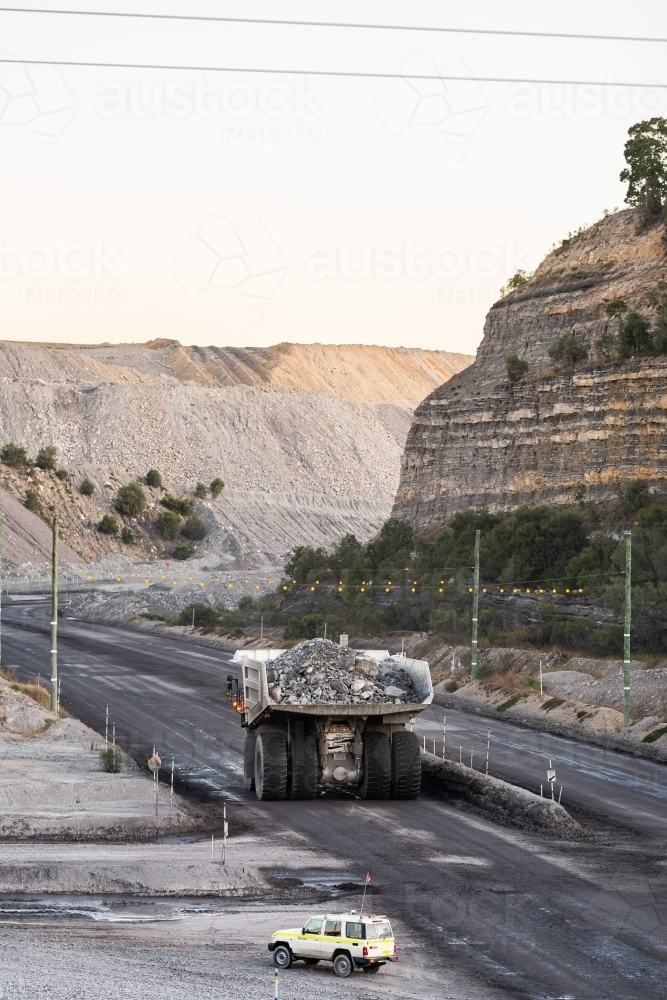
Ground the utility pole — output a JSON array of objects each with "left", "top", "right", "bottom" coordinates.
[
  {"left": 471, "top": 529, "right": 480, "bottom": 682},
  {"left": 0, "top": 512, "right": 3, "bottom": 669},
  {"left": 50, "top": 517, "right": 59, "bottom": 714},
  {"left": 624, "top": 531, "right": 632, "bottom": 727}
]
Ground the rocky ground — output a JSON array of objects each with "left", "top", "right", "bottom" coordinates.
[
  {"left": 418, "top": 640, "right": 667, "bottom": 759},
  {"left": 0, "top": 675, "right": 205, "bottom": 840}
]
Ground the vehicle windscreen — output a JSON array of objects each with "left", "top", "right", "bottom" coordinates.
[
  {"left": 367, "top": 921, "right": 392, "bottom": 940},
  {"left": 304, "top": 918, "right": 323, "bottom": 934}
]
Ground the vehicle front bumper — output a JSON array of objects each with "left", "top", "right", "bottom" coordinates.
[{"left": 267, "top": 942, "right": 276, "bottom": 952}]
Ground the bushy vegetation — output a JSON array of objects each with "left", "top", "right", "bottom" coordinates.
[
  {"left": 121, "top": 526, "right": 135, "bottom": 544},
  {"left": 210, "top": 477, "right": 225, "bottom": 498},
  {"left": 115, "top": 482, "right": 146, "bottom": 517},
  {"left": 500, "top": 269, "right": 530, "bottom": 296},
  {"left": 506, "top": 353, "right": 528, "bottom": 384},
  {"left": 24, "top": 489, "right": 40, "bottom": 512},
  {"left": 98, "top": 514, "right": 119, "bottom": 534},
  {"left": 173, "top": 542, "right": 196, "bottom": 560},
  {"left": 161, "top": 494, "right": 195, "bottom": 516},
  {"left": 1, "top": 443, "right": 27, "bottom": 467},
  {"left": 145, "top": 468, "right": 162, "bottom": 488},
  {"left": 194, "top": 482, "right": 207, "bottom": 498},
  {"left": 156, "top": 509, "right": 181, "bottom": 540},
  {"left": 548, "top": 332, "right": 588, "bottom": 366},
  {"left": 181, "top": 515, "right": 207, "bottom": 540},
  {"left": 79, "top": 477, "right": 95, "bottom": 496},
  {"left": 35, "top": 445, "right": 57, "bottom": 470},
  {"left": 620, "top": 117, "right": 667, "bottom": 220},
  {"left": 55, "top": 468, "right": 69, "bottom": 481}
]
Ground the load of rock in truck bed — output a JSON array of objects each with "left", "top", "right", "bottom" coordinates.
[{"left": 265, "top": 638, "right": 423, "bottom": 706}]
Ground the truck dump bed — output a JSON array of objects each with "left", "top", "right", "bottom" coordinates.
[{"left": 241, "top": 652, "right": 433, "bottom": 727}]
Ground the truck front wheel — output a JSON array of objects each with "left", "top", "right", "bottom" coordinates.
[
  {"left": 390, "top": 730, "right": 421, "bottom": 799},
  {"left": 255, "top": 732, "right": 287, "bottom": 800},
  {"left": 359, "top": 731, "right": 391, "bottom": 799}
]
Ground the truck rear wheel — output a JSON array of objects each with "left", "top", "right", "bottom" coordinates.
[
  {"left": 390, "top": 730, "right": 421, "bottom": 799},
  {"left": 360, "top": 731, "right": 391, "bottom": 799},
  {"left": 255, "top": 732, "right": 287, "bottom": 800},
  {"left": 243, "top": 732, "right": 256, "bottom": 791},
  {"left": 289, "top": 724, "right": 318, "bottom": 800}
]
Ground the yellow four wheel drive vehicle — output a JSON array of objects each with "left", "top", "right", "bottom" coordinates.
[{"left": 268, "top": 911, "right": 397, "bottom": 978}]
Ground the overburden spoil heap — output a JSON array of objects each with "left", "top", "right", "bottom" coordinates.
[{"left": 266, "top": 638, "right": 421, "bottom": 706}]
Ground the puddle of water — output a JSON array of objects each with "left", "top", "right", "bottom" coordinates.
[
  {"left": 264, "top": 870, "right": 364, "bottom": 895},
  {"left": 0, "top": 894, "right": 230, "bottom": 923}
]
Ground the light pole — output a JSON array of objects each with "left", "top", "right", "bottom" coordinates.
[
  {"left": 623, "top": 531, "right": 632, "bottom": 727},
  {"left": 50, "top": 517, "right": 59, "bottom": 713},
  {"left": 471, "top": 529, "right": 480, "bottom": 682}
]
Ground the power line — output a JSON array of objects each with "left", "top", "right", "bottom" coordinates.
[
  {"left": 0, "top": 56, "right": 664, "bottom": 89},
  {"left": 1, "top": 6, "right": 667, "bottom": 46}
]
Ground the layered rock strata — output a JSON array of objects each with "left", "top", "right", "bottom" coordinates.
[{"left": 393, "top": 209, "right": 667, "bottom": 530}]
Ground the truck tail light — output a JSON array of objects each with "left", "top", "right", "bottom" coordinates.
[{"left": 363, "top": 947, "right": 368, "bottom": 957}]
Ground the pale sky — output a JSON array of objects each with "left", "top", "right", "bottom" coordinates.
[{"left": 1, "top": 0, "right": 666, "bottom": 354}]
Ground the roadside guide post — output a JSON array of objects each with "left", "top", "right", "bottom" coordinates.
[
  {"left": 147, "top": 750, "right": 161, "bottom": 816},
  {"left": 170, "top": 758, "right": 174, "bottom": 814},
  {"left": 50, "top": 517, "right": 59, "bottom": 713},
  {"left": 539, "top": 659, "right": 543, "bottom": 696},
  {"left": 360, "top": 871, "right": 371, "bottom": 918},
  {"left": 470, "top": 529, "right": 480, "bottom": 682},
  {"left": 220, "top": 802, "right": 228, "bottom": 865},
  {"left": 112, "top": 723, "right": 116, "bottom": 773},
  {"left": 442, "top": 714, "right": 446, "bottom": 759},
  {"left": 105, "top": 704, "right": 109, "bottom": 748},
  {"left": 274, "top": 971, "right": 279, "bottom": 999},
  {"left": 486, "top": 729, "right": 491, "bottom": 776},
  {"left": 624, "top": 531, "right": 632, "bottom": 727},
  {"left": 547, "top": 758, "right": 556, "bottom": 801}
]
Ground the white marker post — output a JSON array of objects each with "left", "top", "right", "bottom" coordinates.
[
  {"left": 147, "top": 750, "right": 161, "bottom": 817},
  {"left": 547, "top": 758, "right": 556, "bottom": 801},
  {"left": 442, "top": 714, "right": 446, "bottom": 759}
]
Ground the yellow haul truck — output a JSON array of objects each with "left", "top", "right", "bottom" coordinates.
[{"left": 239, "top": 649, "right": 433, "bottom": 800}]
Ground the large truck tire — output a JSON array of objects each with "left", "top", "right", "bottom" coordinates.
[
  {"left": 289, "top": 723, "right": 318, "bottom": 800},
  {"left": 254, "top": 732, "right": 287, "bottom": 800},
  {"left": 360, "top": 731, "right": 391, "bottom": 799},
  {"left": 243, "top": 732, "right": 256, "bottom": 791},
  {"left": 390, "top": 730, "right": 421, "bottom": 799}
]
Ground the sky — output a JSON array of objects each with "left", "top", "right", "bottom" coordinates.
[{"left": 1, "top": 0, "right": 667, "bottom": 355}]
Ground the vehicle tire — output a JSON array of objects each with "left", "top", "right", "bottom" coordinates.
[
  {"left": 363, "top": 964, "right": 382, "bottom": 973},
  {"left": 333, "top": 953, "right": 353, "bottom": 978},
  {"left": 359, "top": 731, "right": 391, "bottom": 800},
  {"left": 272, "top": 945, "right": 292, "bottom": 970},
  {"left": 243, "top": 732, "right": 256, "bottom": 792},
  {"left": 390, "top": 729, "right": 421, "bottom": 800},
  {"left": 254, "top": 732, "right": 287, "bottom": 800},
  {"left": 289, "top": 723, "right": 318, "bottom": 800},
  {"left": 304, "top": 958, "right": 320, "bottom": 966}
]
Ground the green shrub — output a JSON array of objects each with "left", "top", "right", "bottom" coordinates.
[
  {"left": 619, "top": 310, "right": 652, "bottom": 357},
  {"left": 24, "top": 489, "right": 40, "bottom": 512},
  {"left": 55, "top": 468, "right": 69, "bottom": 481},
  {"left": 35, "top": 445, "right": 57, "bottom": 470},
  {"left": 1, "top": 443, "right": 27, "bottom": 467},
  {"left": 79, "top": 478, "right": 95, "bottom": 496},
  {"left": 178, "top": 602, "right": 218, "bottom": 627},
  {"left": 115, "top": 482, "right": 146, "bottom": 517},
  {"left": 550, "top": 618, "right": 589, "bottom": 650},
  {"left": 100, "top": 746, "right": 122, "bottom": 773},
  {"left": 121, "top": 527, "right": 135, "bottom": 544},
  {"left": 282, "top": 613, "right": 342, "bottom": 640},
  {"left": 194, "top": 482, "right": 207, "bottom": 498},
  {"left": 98, "top": 514, "right": 119, "bottom": 534},
  {"left": 156, "top": 509, "right": 181, "bottom": 539},
  {"left": 173, "top": 542, "right": 196, "bottom": 560},
  {"left": 620, "top": 478, "right": 651, "bottom": 515},
  {"left": 210, "top": 477, "right": 225, "bottom": 498},
  {"left": 161, "top": 494, "right": 195, "bottom": 516},
  {"left": 181, "top": 515, "right": 207, "bottom": 540},
  {"left": 587, "top": 624, "right": 623, "bottom": 655},
  {"left": 506, "top": 353, "right": 529, "bottom": 384},
  {"left": 548, "top": 332, "right": 588, "bottom": 365},
  {"left": 594, "top": 328, "right": 618, "bottom": 360},
  {"left": 145, "top": 468, "right": 162, "bottom": 488},
  {"left": 500, "top": 270, "right": 530, "bottom": 296}
]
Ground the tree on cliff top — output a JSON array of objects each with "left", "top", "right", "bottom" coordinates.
[{"left": 620, "top": 117, "right": 667, "bottom": 219}]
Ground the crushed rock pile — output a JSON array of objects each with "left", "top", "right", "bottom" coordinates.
[{"left": 266, "top": 638, "right": 422, "bottom": 705}]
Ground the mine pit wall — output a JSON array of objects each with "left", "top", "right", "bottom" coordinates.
[
  {"left": 394, "top": 357, "right": 667, "bottom": 527},
  {"left": 393, "top": 209, "right": 667, "bottom": 531}
]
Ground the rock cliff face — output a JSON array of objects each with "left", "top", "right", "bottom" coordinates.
[{"left": 393, "top": 209, "right": 667, "bottom": 530}]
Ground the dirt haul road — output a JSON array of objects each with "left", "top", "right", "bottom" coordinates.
[{"left": 3, "top": 602, "right": 667, "bottom": 1000}]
